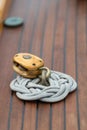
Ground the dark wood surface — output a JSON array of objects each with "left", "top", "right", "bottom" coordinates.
[{"left": 0, "top": 0, "right": 87, "bottom": 130}]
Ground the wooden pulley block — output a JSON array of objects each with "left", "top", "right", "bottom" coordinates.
[{"left": 13, "top": 53, "right": 44, "bottom": 78}]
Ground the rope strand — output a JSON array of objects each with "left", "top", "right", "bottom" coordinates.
[{"left": 10, "top": 70, "right": 77, "bottom": 103}]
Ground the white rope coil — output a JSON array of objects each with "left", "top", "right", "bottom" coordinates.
[{"left": 10, "top": 71, "right": 77, "bottom": 103}]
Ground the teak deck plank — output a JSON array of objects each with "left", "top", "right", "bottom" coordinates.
[
  {"left": 76, "top": 1, "right": 87, "bottom": 130},
  {"left": 0, "top": 0, "right": 87, "bottom": 130}
]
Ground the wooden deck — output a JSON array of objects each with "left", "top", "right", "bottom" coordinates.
[{"left": 0, "top": 0, "right": 87, "bottom": 130}]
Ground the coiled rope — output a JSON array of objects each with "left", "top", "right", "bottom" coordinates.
[{"left": 10, "top": 69, "right": 77, "bottom": 103}]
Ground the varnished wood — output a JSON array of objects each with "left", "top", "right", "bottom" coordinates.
[
  {"left": 0, "top": 0, "right": 6, "bottom": 32},
  {"left": 0, "top": 0, "right": 11, "bottom": 32},
  {"left": 0, "top": 0, "right": 87, "bottom": 130},
  {"left": 13, "top": 53, "right": 44, "bottom": 78}
]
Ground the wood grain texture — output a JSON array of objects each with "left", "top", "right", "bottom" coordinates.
[
  {"left": 0, "top": 0, "right": 11, "bottom": 33},
  {"left": 0, "top": 0, "right": 87, "bottom": 130},
  {"left": 76, "top": 1, "right": 87, "bottom": 130},
  {"left": 65, "top": 0, "right": 78, "bottom": 130}
]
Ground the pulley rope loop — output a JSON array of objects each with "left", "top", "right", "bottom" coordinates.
[
  {"left": 39, "top": 67, "right": 51, "bottom": 78},
  {"left": 39, "top": 67, "right": 51, "bottom": 86}
]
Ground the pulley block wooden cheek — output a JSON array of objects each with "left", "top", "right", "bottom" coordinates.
[{"left": 13, "top": 53, "right": 44, "bottom": 78}]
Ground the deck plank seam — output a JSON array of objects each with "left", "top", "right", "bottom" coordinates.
[
  {"left": 75, "top": 0, "right": 81, "bottom": 130},
  {"left": 34, "top": 0, "right": 51, "bottom": 130},
  {"left": 63, "top": 0, "right": 70, "bottom": 129},
  {"left": 50, "top": 0, "right": 60, "bottom": 130},
  {"left": 7, "top": 0, "right": 32, "bottom": 130},
  {"left": 21, "top": 1, "right": 42, "bottom": 130},
  {"left": 28, "top": 0, "right": 41, "bottom": 53}
]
